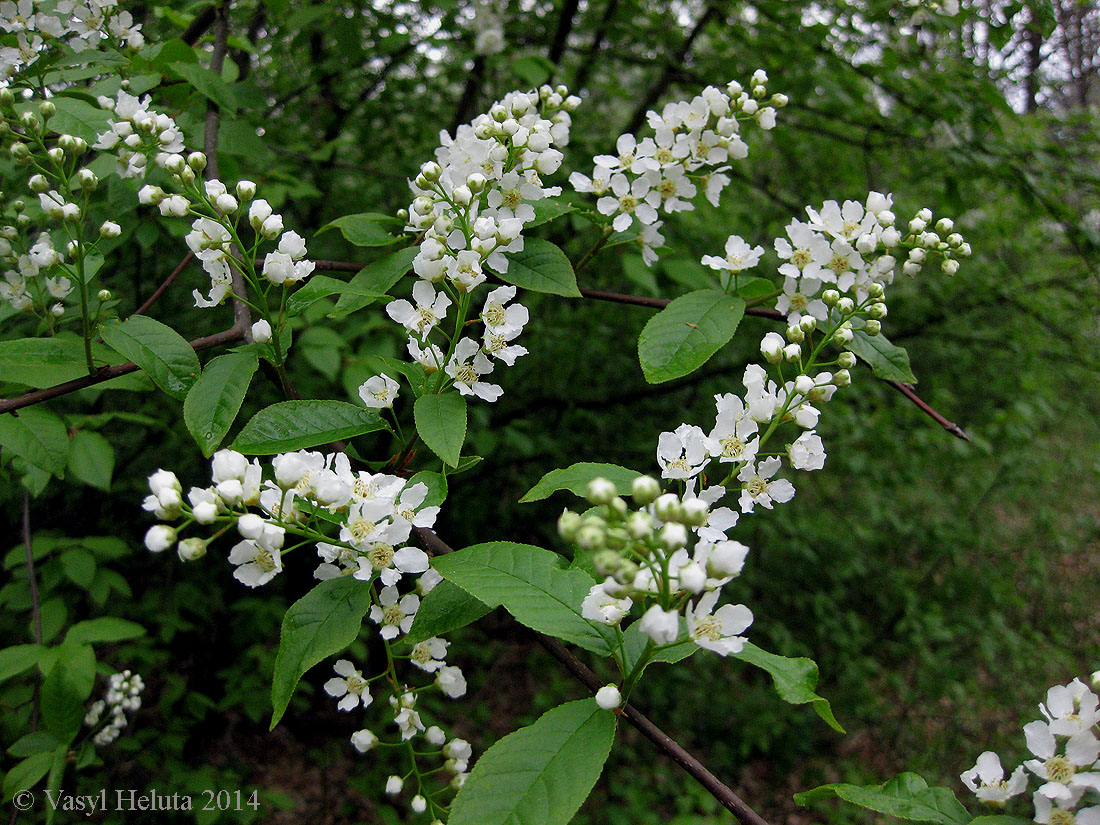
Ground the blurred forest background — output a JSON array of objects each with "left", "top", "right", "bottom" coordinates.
[{"left": 2, "top": 0, "right": 1099, "bottom": 822}]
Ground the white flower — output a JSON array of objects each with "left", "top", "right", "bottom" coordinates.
[
  {"left": 737, "top": 457, "right": 796, "bottom": 513},
  {"left": 708, "top": 395, "right": 760, "bottom": 464},
  {"left": 358, "top": 373, "right": 399, "bottom": 409},
  {"left": 228, "top": 530, "right": 284, "bottom": 587},
  {"left": 639, "top": 605, "right": 680, "bottom": 645},
  {"left": 701, "top": 235, "right": 764, "bottom": 272},
  {"left": 354, "top": 544, "right": 430, "bottom": 588},
  {"left": 1033, "top": 792, "right": 1100, "bottom": 825},
  {"left": 480, "top": 285, "right": 528, "bottom": 333},
  {"left": 370, "top": 586, "right": 419, "bottom": 639},
  {"left": 788, "top": 431, "right": 826, "bottom": 471},
  {"left": 961, "top": 752, "right": 1028, "bottom": 804},
  {"left": 582, "top": 583, "right": 633, "bottom": 625},
  {"left": 386, "top": 280, "right": 451, "bottom": 335},
  {"left": 685, "top": 591, "right": 752, "bottom": 656},
  {"left": 1042, "top": 679, "right": 1100, "bottom": 737},
  {"left": 410, "top": 637, "right": 449, "bottom": 672},
  {"left": 324, "top": 660, "right": 372, "bottom": 711},
  {"left": 657, "top": 424, "right": 714, "bottom": 480},
  {"left": 351, "top": 729, "right": 377, "bottom": 753},
  {"left": 446, "top": 338, "right": 503, "bottom": 402},
  {"left": 1023, "top": 721, "right": 1100, "bottom": 802},
  {"left": 437, "top": 664, "right": 467, "bottom": 698}
]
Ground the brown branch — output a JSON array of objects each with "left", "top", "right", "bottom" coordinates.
[
  {"left": 576, "top": 288, "right": 967, "bottom": 440},
  {"left": 548, "top": 0, "right": 582, "bottom": 67},
  {"left": 132, "top": 252, "right": 195, "bottom": 317},
  {"left": 181, "top": 5, "right": 216, "bottom": 46},
  {"left": 410, "top": 527, "right": 770, "bottom": 825},
  {"left": 0, "top": 325, "right": 246, "bottom": 416},
  {"left": 573, "top": 0, "right": 621, "bottom": 92}
]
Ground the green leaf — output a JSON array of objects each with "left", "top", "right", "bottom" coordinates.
[
  {"left": 168, "top": 61, "right": 238, "bottom": 113},
  {"left": 432, "top": 542, "right": 616, "bottom": 655},
  {"left": 44, "top": 743, "right": 67, "bottom": 825},
  {"left": 3, "top": 751, "right": 53, "bottom": 802},
  {"left": 847, "top": 330, "right": 917, "bottom": 383},
  {"left": 59, "top": 548, "right": 96, "bottom": 589},
  {"left": 520, "top": 462, "right": 641, "bottom": 503},
  {"left": 414, "top": 392, "right": 467, "bottom": 467},
  {"left": 40, "top": 97, "right": 112, "bottom": 143},
  {"left": 183, "top": 352, "right": 259, "bottom": 457},
  {"left": 638, "top": 289, "right": 745, "bottom": 383},
  {"left": 966, "top": 818, "right": 1032, "bottom": 825},
  {"left": 794, "top": 773, "right": 971, "bottom": 825},
  {"left": 65, "top": 617, "right": 145, "bottom": 645},
  {"left": 232, "top": 400, "right": 386, "bottom": 455},
  {"left": 331, "top": 247, "right": 418, "bottom": 316},
  {"left": 99, "top": 315, "right": 200, "bottom": 400},
  {"left": 735, "top": 642, "right": 844, "bottom": 732},
  {"left": 67, "top": 430, "right": 114, "bottom": 491},
  {"left": 734, "top": 277, "right": 778, "bottom": 301},
  {"left": 448, "top": 699, "right": 616, "bottom": 825},
  {"left": 270, "top": 577, "right": 373, "bottom": 729},
  {"left": 0, "top": 407, "right": 69, "bottom": 476},
  {"left": 0, "top": 337, "right": 101, "bottom": 387},
  {"left": 406, "top": 580, "right": 492, "bottom": 645},
  {"left": 82, "top": 251, "right": 105, "bottom": 284},
  {"left": 317, "top": 213, "right": 400, "bottom": 247},
  {"left": 40, "top": 641, "right": 96, "bottom": 744},
  {"left": 528, "top": 198, "right": 576, "bottom": 227},
  {"left": 6, "top": 731, "right": 61, "bottom": 758},
  {"left": 286, "top": 276, "right": 387, "bottom": 317},
  {"left": 501, "top": 238, "right": 582, "bottom": 297},
  {"left": 0, "top": 645, "right": 41, "bottom": 683}
]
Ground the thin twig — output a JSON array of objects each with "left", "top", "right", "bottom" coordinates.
[
  {"left": 22, "top": 492, "right": 41, "bottom": 732},
  {"left": 0, "top": 325, "right": 246, "bottom": 416},
  {"left": 181, "top": 5, "right": 216, "bottom": 46},
  {"left": 410, "top": 527, "right": 771, "bottom": 825},
  {"left": 131, "top": 252, "right": 195, "bottom": 317}
]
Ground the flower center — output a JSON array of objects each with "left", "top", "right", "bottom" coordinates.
[
  {"left": 1050, "top": 810, "right": 1077, "bottom": 825},
  {"left": 789, "top": 293, "right": 808, "bottom": 311},
  {"left": 658, "top": 179, "right": 677, "bottom": 198},
  {"left": 1045, "top": 755, "right": 1075, "bottom": 784},
  {"left": 345, "top": 675, "right": 366, "bottom": 695},
  {"left": 255, "top": 548, "right": 277, "bottom": 573},
  {"left": 790, "top": 249, "right": 811, "bottom": 269},
  {"left": 483, "top": 304, "right": 507, "bottom": 327},
  {"left": 411, "top": 643, "right": 433, "bottom": 664},
  {"left": 667, "top": 457, "right": 691, "bottom": 473},
  {"left": 415, "top": 307, "right": 437, "bottom": 331},
  {"left": 350, "top": 518, "right": 376, "bottom": 542},
  {"left": 368, "top": 543, "right": 394, "bottom": 569},
  {"left": 828, "top": 253, "right": 851, "bottom": 275},
  {"left": 746, "top": 478, "right": 768, "bottom": 497},
  {"left": 502, "top": 188, "right": 522, "bottom": 209},
  {"left": 721, "top": 437, "right": 745, "bottom": 458},
  {"left": 619, "top": 195, "right": 637, "bottom": 214},
  {"left": 842, "top": 219, "right": 861, "bottom": 237},
  {"left": 693, "top": 616, "right": 722, "bottom": 641},
  {"left": 655, "top": 148, "right": 674, "bottom": 165},
  {"left": 382, "top": 604, "right": 404, "bottom": 626},
  {"left": 454, "top": 362, "right": 478, "bottom": 384}
]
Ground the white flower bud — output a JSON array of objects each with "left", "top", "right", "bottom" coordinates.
[
  {"left": 100, "top": 221, "right": 121, "bottom": 239},
  {"left": 834, "top": 368, "right": 851, "bottom": 387},
  {"left": 680, "top": 498, "right": 709, "bottom": 527},
  {"left": 214, "top": 193, "right": 238, "bottom": 214},
  {"left": 799, "top": 315, "right": 817, "bottom": 333},
  {"left": 215, "top": 479, "right": 244, "bottom": 505},
  {"left": 235, "top": 180, "right": 256, "bottom": 200},
  {"left": 856, "top": 234, "right": 877, "bottom": 255},
  {"left": 834, "top": 325, "right": 854, "bottom": 345},
  {"left": 822, "top": 289, "right": 840, "bottom": 306},
  {"left": 654, "top": 493, "right": 681, "bottom": 522},
  {"left": 869, "top": 302, "right": 888, "bottom": 319},
  {"left": 586, "top": 477, "right": 617, "bottom": 505},
  {"left": 251, "top": 319, "right": 272, "bottom": 343},
  {"left": 941, "top": 259, "right": 959, "bottom": 276},
  {"left": 575, "top": 524, "right": 605, "bottom": 551},
  {"left": 677, "top": 561, "right": 707, "bottom": 593},
  {"left": 794, "top": 374, "right": 815, "bottom": 396},
  {"left": 902, "top": 260, "right": 921, "bottom": 277},
  {"left": 760, "top": 331, "right": 784, "bottom": 363},
  {"left": 1092, "top": 670, "right": 1100, "bottom": 690},
  {"left": 28, "top": 174, "right": 49, "bottom": 193},
  {"left": 144, "top": 525, "right": 176, "bottom": 553},
  {"left": 783, "top": 343, "right": 802, "bottom": 362},
  {"left": 864, "top": 319, "right": 881, "bottom": 336},
  {"left": 658, "top": 523, "right": 688, "bottom": 551},
  {"left": 187, "top": 151, "right": 207, "bottom": 171},
  {"left": 75, "top": 168, "right": 98, "bottom": 191},
  {"left": 452, "top": 185, "right": 472, "bottom": 206},
  {"left": 785, "top": 324, "right": 804, "bottom": 344},
  {"left": 639, "top": 605, "right": 680, "bottom": 645},
  {"left": 958, "top": 242, "right": 972, "bottom": 257},
  {"left": 385, "top": 776, "right": 403, "bottom": 795},
  {"left": 631, "top": 475, "right": 660, "bottom": 505},
  {"left": 935, "top": 217, "right": 954, "bottom": 234},
  {"left": 411, "top": 796, "right": 427, "bottom": 814},
  {"left": 192, "top": 501, "right": 218, "bottom": 524},
  {"left": 261, "top": 214, "right": 284, "bottom": 239},
  {"left": 466, "top": 173, "right": 487, "bottom": 193},
  {"left": 595, "top": 684, "right": 621, "bottom": 710},
  {"left": 351, "top": 729, "right": 377, "bottom": 753},
  {"left": 177, "top": 538, "right": 206, "bottom": 562},
  {"left": 626, "top": 511, "right": 653, "bottom": 539},
  {"left": 836, "top": 297, "right": 855, "bottom": 314},
  {"left": 238, "top": 514, "right": 266, "bottom": 540},
  {"left": 837, "top": 351, "right": 856, "bottom": 369},
  {"left": 50, "top": 303, "right": 65, "bottom": 317}
]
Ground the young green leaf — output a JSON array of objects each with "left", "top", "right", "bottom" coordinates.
[
  {"left": 520, "top": 462, "right": 642, "bottom": 503},
  {"left": 184, "top": 352, "right": 259, "bottom": 457},
  {"left": 270, "top": 577, "right": 373, "bottom": 729},
  {"left": 0, "top": 645, "right": 42, "bottom": 683},
  {"left": 794, "top": 772, "right": 971, "bottom": 825},
  {"left": 432, "top": 542, "right": 617, "bottom": 655},
  {"left": 501, "top": 238, "right": 582, "bottom": 297},
  {"left": 99, "top": 315, "right": 200, "bottom": 400},
  {"left": 40, "top": 641, "right": 96, "bottom": 744},
  {"left": 0, "top": 408, "right": 70, "bottom": 477},
  {"left": 735, "top": 642, "right": 844, "bottom": 732},
  {"left": 317, "top": 213, "right": 400, "bottom": 247},
  {"left": 448, "top": 699, "right": 617, "bottom": 825},
  {"left": 414, "top": 392, "right": 467, "bottom": 467},
  {"left": 331, "top": 247, "right": 418, "bottom": 316},
  {"left": 65, "top": 617, "right": 145, "bottom": 645},
  {"left": 638, "top": 289, "right": 745, "bottom": 383},
  {"left": 847, "top": 330, "right": 918, "bottom": 383},
  {"left": 232, "top": 400, "right": 386, "bottom": 455}
]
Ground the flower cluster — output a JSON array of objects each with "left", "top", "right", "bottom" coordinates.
[
  {"left": 141, "top": 447, "right": 470, "bottom": 816},
  {"left": 961, "top": 674, "right": 1100, "bottom": 824},
  {"left": 84, "top": 670, "right": 144, "bottom": 747},
  {"left": 564, "top": 475, "right": 754, "bottom": 656},
  {"left": 94, "top": 89, "right": 185, "bottom": 179},
  {"left": 394, "top": 85, "right": 577, "bottom": 403},
  {"left": 570, "top": 72, "right": 786, "bottom": 264},
  {"left": 0, "top": 0, "right": 144, "bottom": 79}
]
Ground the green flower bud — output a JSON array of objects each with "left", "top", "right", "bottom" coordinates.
[
  {"left": 593, "top": 549, "right": 622, "bottom": 576},
  {"left": 575, "top": 524, "right": 605, "bottom": 552},
  {"left": 38, "top": 100, "right": 56, "bottom": 119},
  {"left": 586, "top": 477, "right": 617, "bottom": 505},
  {"left": 631, "top": 475, "right": 660, "bottom": 505}
]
